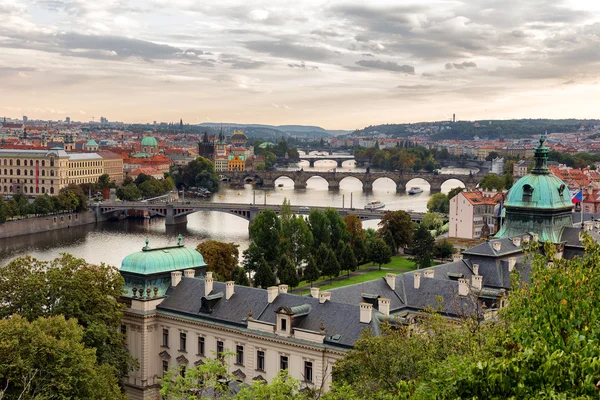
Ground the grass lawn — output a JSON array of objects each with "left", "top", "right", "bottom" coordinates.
[{"left": 296, "top": 256, "right": 418, "bottom": 295}]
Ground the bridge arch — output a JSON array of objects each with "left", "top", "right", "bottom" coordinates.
[
  {"left": 440, "top": 178, "right": 466, "bottom": 193},
  {"left": 339, "top": 176, "right": 363, "bottom": 190},
  {"left": 303, "top": 175, "right": 331, "bottom": 190},
  {"left": 405, "top": 177, "right": 431, "bottom": 193}
]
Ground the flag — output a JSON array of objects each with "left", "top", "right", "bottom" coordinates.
[
  {"left": 496, "top": 197, "right": 503, "bottom": 217},
  {"left": 572, "top": 190, "right": 583, "bottom": 204}
]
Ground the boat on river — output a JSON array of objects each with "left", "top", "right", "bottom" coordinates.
[
  {"left": 364, "top": 200, "right": 385, "bottom": 210},
  {"left": 408, "top": 187, "right": 424, "bottom": 195}
]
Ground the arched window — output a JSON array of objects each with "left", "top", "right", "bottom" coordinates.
[
  {"left": 50, "top": 187, "right": 54, "bottom": 194},
  {"left": 16, "top": 160, "right": 20, "bottom": 166},
  {"left": 50, "top": 170, "right": 54, "bottom": 177},
  {"left": 42, "top": 187, "right": 45, "bottom": 193},
  {"left": 42, "top": 160, "right": 45, "bottom": 167},
  {"left": 41, "top": 170, "right": 45, "bottom": 176},
  {"left": 24, "top": 186, "right": 27, "bottom": 193},
  {"left": 16, "top": 169, "right": 20, "bottom": 176},
  {"left": 9, "top": 159, "right": 13, "bottom": 166},
  {"left": 23, "top": 170, "right": 27, "bottom": 176},
  {"left": 522, "top": 184, "right": 534, "bottom": 202},
  {"left": 50, "top": 157, "right": 55, "bottom": 167},
  {"left": 3, "top": 169, "right": 6, "bottom": 175}
]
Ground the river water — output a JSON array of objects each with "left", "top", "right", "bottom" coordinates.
[{"left": 0, "top": 155, "right": 475, "bottom": 267}]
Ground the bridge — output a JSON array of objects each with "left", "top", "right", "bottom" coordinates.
[
  {"left": 221, "top": 170, "right": 482, "bottom": 193},
  {"left": 298, "top": 154, "right": 355, "bottom": 167},
  {"left": 95, "top": 200, "right": 427, "bottom": 226}
]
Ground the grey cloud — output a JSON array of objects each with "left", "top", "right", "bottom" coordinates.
[
  {"left": 220, "top": 54, "right": 266, "bottom": 70},
  {"left": 361, "top": 53, "right": 374, "bottom": 57},
  {"left": 287, "top": 61, "right": 320, "bottom": 71},
  {"left": 355, "top": 59, "right": 415, "bottom": 74},
  {"left": 445, "top": 61, "right": 477, "bottom": 70},
  {"left": 396, "top": 84, "right": 432, "bottom": 90},
  {"left": 57, "top": 33, "right": 181, "bottom": 59},
  {"left": 244, "top": 40, "right": 335, "bottom": 61},
  {"left": 311, "top": 29, "right": 343, "bottom": 38},
  {"left": 355, "top": 34, "right": 370, "bottom": 42}
]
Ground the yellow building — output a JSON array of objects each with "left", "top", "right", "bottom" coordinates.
[{"left": 227, "top": 154, "right": 245, "bottom": 171}]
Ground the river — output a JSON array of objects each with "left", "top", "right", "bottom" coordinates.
[{"left": 0, "top": 157, "right": 475, "bottom": 267}]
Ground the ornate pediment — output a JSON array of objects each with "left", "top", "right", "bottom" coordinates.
[
  {"left": 176, "top": 355, "right": 189, "bottom": 364},
  {"left": 159, "top": 351, "right": 171, "bottom": 360},
  {"left": 232, "top": 369, "right": 246, "bottom": 379}
]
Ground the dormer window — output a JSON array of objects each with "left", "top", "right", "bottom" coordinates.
[
  {"left": 281, "top": 318, "right": 287, "bottom": 332},
  {"left": 522, "top": 184, "right": 534, "bottom": 202}
]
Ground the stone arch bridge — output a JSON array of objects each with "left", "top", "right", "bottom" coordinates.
[{"left": 221, "top": 170, "right": 482, "bottom": 193}]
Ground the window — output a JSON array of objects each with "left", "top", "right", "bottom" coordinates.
[
  {"left": 162, "top": 361, "right": 169, "bottom": 377},
  {"left": 121, "top": 324, "right": 127, "bottom": 336},
  {"left": 162, "top": 328, "right": 169, "bottom": 347},
  {"left": 236, "top": 345, "right": 244, "bottom": 365},
  {"left": 198, "top": 336, "right": 205, "bottom": 356},
  {"left": 257, "top": 350, "right": 265, "bottom": 371},
  {"left": 304, "top": 361, "right": 313, "bottom": 383},
  {"left": 216, "top": 340, "right": 224, "bottom": 359},
  {"left": 280, "top": 355, "right": 288, "bottom": 371},
  {"left": 179, "top": 332, "right": 187, "bottom": 352},
  {"left": 281, "top": 318, "right": 287, "bottom": 332},
  {"left": 180, "top": 366, "right": 186, "bottom": 378},
  {"left": 522, "top": 184, "right": 534, "bottom": 202}
]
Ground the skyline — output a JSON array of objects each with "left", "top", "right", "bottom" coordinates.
[{"left": 1, "top": 0, "right": 600, "bottom": 129}]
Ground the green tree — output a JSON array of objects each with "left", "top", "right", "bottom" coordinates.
[
  {"left": 308, "top": 209, "right": 331, "bottom": 251},
  {"left": 232, "top": 267, "right": 250, "bottom": 286},
  {"left": 317, "top": 243, "right": 340, "bottom": 284},
  {"left": 368, "top": 238, "right": 392, "bottom": 270},
  {"left": 479, "top": 173, "right": 505, "bottom": 191},
  {"left": 277, "top": 255, "right": 299, "bottom": 289},
  {"left": 0, "top": 197, "right": 7, "bottom": 223},
  {"left": 0, "top": 315, "right": 125, "bottom": 399},
  {"left": 138, "top": 178, "right": 164, "bottom": 198},
  {"left": 0, "top": 254, "right": 132, "bottom": 382},
  {"left": 60, "top": 184, "right": 88, "bottom": 211},
  {"left": 249, "top": 209, "right": 281, "bottom": 266},
  {"left": 32, "top": 194, "right": 55, "bottom": 215},
  {"left": 303, "top": 256, "right": 320, "bottom": 287},
  {"left": 253, "top": 257, "right": 276, "bottom": 289},
  {"left": 116, "top": 183, "right": 142, "bottom": 201},
  {"left": 502, "top": 172, "right": 514, "bottom": 189},
  {"left": 420, "top": 212, "right": 444, "bottom": 231},
  {"left": 352, "top": 235, "right": 368, "bottom": 265},
  {"left": 281, "top": 200, "right": 313, "bottom": 266},
  {"left": 338, "top": 241, "right": 357, "bottom": 278},
  {"left": 196, "top": 240, "right": 240, "bottom": 281},
  {"left": 343, "top": 215, "right": 365, "bottom": 249},
  {"left": 325, "top": 208, "right": 349, "bottom": 245},
  {"left": 377, "top": 210, "right": 414, "bottom": 252},
  {"left": 410, "top": 224, "right": 435, "bottom": 269},
  {"left": 98, "top": 173, "right": 111, "bottom": 187},
  {"left": 176, "top": 156, "right": 219, "bottom": 191},
  {"left": 433, "top": 240, "right": 454, "bottom": 261},
  {"left": 447, "top": 186, "right": 464, "bottom": 200},
  {"left": 427, "top": 193, "right": 449, "bottom": 213}
]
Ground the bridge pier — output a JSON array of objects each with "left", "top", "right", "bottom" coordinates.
[
  {"left": 262, "top": 179, "right": 275, "bottom": 189},
  {"left": 429, "top": 182, "right": 442, "bottom": 193},
  {"left": 336, "top": 159, "right": 344, "bottom": 168},
  {"left": 363, "top": 181, "right": 373, "bottom": 193},
  {"left": 328, "top": 180, "right": 340, "bottom": 191},
  {"left": 308, "top": 160, "right": 316, "bottom": 168},
  {"left": 294, "top": 180, "right": 307, "bottom": 190},
  {"left": 165, "top": 205, "right": 188, "bottom": 226},
  {"left": 396, "top": 182, "right": 406, "bottom": 193}
]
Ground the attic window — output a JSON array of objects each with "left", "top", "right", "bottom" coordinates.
[
  {"left": 522, "top": 184, "right": 534, "bottom": 202},
  {"left": 330, "top": 334, "right": 342, "bottom": 342}
]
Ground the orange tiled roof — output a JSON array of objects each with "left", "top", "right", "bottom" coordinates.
[{"left": 461, "top": 191, "right": 503, "bottom": 205}]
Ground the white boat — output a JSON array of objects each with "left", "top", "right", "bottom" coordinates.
[
  {"left": 364, "top": 200, "right": 385, "bottom": 210},
  {"left": 408, "top": 187, "right": 424, "bottom": 195}
]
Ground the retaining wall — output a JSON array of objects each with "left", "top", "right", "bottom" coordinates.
[{"left": 0, "top": 210, "right": 105, "bottom": 239}]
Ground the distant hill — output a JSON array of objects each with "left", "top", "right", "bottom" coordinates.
[
  {"left": 198, "top": 123, "right": 348, "bottom": 138},
  {"left": 350, "top": 119, "right": 600, "bottom": 141}
]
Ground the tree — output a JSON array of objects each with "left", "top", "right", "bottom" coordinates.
[
  {"left": 0, "top": 197, "right": 7, "bottom": 223},
  {"left": 303, "top": 256, "right": 320, "bottom": 287},
  {"left": 176, "top": 156, "right": 219, "bottom": 191},
  {"left": 338, "top": 241, "right": 357, "bottom": 278},
  {"left": 344, "top": 215, "right": 365, "bottom": 249},
  {"left": 368, "top": 238, "right": 392, "bottom": 270},
  {"left": 420, "top": 212, "right": 444, "bottom": 231},
  {"left": 447, "top": 186, "right": 464, "bottom": 200},
  {"left": 138, "top": 178, "right": 165, "bottom": 198},
  {"left": 410, "top": 224, "right": 435, "bottom": 269},
  {"left": 324, "top": 208, "right": 348, "bottom": 245},
  {"left": 308, "top": 209, "right": 332, "bottom": 251},
  {"left": 281, "top": 204, "right": 313, "bottom": 266},
  {"left": 427, "top": 193, "right": 449, "bottom": 213},
  {"left": 116, "top": 183, "right": 142, "bottom": 201},
  {"left": 232, "top": 266, "right": 250, "bottom": 286},
  {"left": 502, "top": 172, "right": 514, "bottom": 189},
  {"left": 377, "top": 210, "right": 414, "bottom": 253},
  {"left": 352, "top": 235, "right": 368, "bottom": 266},
  {"left": 316, "top": 243, "right": 340, "bottom": 284},
  {"left": 196, "top": 240, "right": 240, "bottom": 281},
  {"left": 0, "top": 315, "right": 125, "bottom": 399},
  {"left": 32, "top": 194, "right": 55, "bottom": 215},
  {"left": 249, "top": 209, "right": 281, "bottom": 267},
  {"left": 479, "top": 173, "right": 505, "bottom": 191},
  {"left": 433, "top": 240, "right": 454, "bottom": 261},
  {"left": 0, "top": 254, "right": 132, "bottom": 382},
  {"left": 98, "top": 173, "right": 111, "bottom": 187},
  {"left": 60, "top": 184, "right": 88, "bottom": 211},
  {"left": 253, "top": 257, "right": 276, "bottom": 289},
  {"left": 277, "top": 255, "right": 299, "bottom": 289}
]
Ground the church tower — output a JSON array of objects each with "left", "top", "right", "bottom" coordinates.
[{"left": 198, "top": 131, "right": 215, "bottom": 160}]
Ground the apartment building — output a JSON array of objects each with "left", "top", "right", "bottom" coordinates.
[{"left": 449, "top": 190, "right": 503, "bottom": 239}]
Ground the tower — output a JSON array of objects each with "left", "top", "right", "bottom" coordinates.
[
  {"left": 198, "top": 131, "right": 215, "bottom": 160},
  {"left": 452, "top": 113, "right": 455, "bottom": 123}
]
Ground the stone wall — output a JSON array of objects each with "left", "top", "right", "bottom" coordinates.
[{"left": 0, "top": 210, "right": 105, "bottom": 239}]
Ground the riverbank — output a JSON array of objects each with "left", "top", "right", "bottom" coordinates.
[{"left": 0, "top": 210, "right": 103, "bottom": 239}]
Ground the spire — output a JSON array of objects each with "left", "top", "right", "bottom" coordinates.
[{"left": 530, "top": 134, "right": 550, "bottom": 175}]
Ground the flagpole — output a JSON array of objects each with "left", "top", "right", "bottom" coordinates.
[{"left": 580, "top": 186, "right": 584, "bottom": 228}]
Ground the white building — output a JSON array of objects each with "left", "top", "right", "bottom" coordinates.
[{"left": 449, "top": 190, "right": 503, "bottom": 239}]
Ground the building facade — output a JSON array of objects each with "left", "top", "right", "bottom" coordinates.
[
  {"left": 449, "top": 190, "right": 503, "bottom": 239},
  {"left": 227, "top": 154, "right": 245, "bottom": 171}
]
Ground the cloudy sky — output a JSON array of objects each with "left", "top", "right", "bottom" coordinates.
[{"left": 1, "top": 0, "right": 600, "bottom": 129}]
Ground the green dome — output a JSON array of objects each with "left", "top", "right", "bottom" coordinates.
[
  {"left": 121, "top": 239, "right": 206, "bottom": 275},
  {"left": 505, "top": 174, "right": 572, "bottom": 210},
  {"left": 86, "top": 139, "right": 98, "bottom": 147},
  {"left": 141, "top": 136, "right": 158, "bottom": 147}
]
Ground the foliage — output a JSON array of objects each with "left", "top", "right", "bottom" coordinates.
[
  {"left": 344, "top": 215, "right": 365, "bottom": 249},
  {"left": 116, "top": 183, "right": 142, "bottom": 201},
  {"left": 0, "top": 254, "right": 132, "bottom": 383},
  {"left": 235, "top": 371, "right": 311, "bottom": 400},
  {"left": 303, "top": 256, "right": 320, "bottom": 286},
  {"left": 253, "top": 257, "right": 276, "bottom": 289},
  {"left": 324, "top": 208, "right": 349, "bottom": 246},
  {"left": 281, "top": 212, "right": 314, "bottom": 266},
  {"left": 317, "top": 243, "right": 340, "bottom": 283},
  {"left": 368, "top": 238, "right": 392, "bottom": 269},
  {"left": 32, "top": 194, "right": 55, "bottom": 214},
  {"left": 410, "top": 224, "right": 435, "bottom": 269},
  {"left": 433, "top": 240, "right": 454, "bottom": 261},
  {"left": 420, "top": 212, "right": 444, "bottom": 231},
  {"left": 98, "top": 173, "right": 112, "bottom": 187},
  {"left": 478, "top": 173, "right": 513, "bottom": 191},
  {"left": 248, "top": 209, "right": 282, "bottom": 267},
  {"left": 196, "top": 240, "right": 240, "bottom": 281},
  {"left": 447, "top": 186, "right": 464, "bottom": 200},
  {"left": 231, "top": 266, "right": 251, "bottom": 286},
  {"left": 173, "top": 156, "right": 220, "bottom": 191},
  {"left": 427, "top": 193, "right": 449, "bottom": 213},
  {"left": 377, "top": 210, "right": 414, "bottom": 252},
  {"left": 0, "top": 315, "right": 125, "bottom": 399},
  {"left": 338, "top": 241, "right": 357, "bottom": 278},
  {"left": 277, "top": 255, "right": 300, "bottom": 288},
  {"left": 308, "top": 209, "right": 332, "bottom": 251},
  {"left": 354, "top": 145, "right": 440, "bottom": 172}
]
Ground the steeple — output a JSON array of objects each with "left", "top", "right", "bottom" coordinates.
[{"left": 530, "top": 134, "right": 549, "bottom": 175}]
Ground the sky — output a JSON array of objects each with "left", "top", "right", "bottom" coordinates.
[{"left": 1, "top": 0, "right": 600, "bottom": 129}]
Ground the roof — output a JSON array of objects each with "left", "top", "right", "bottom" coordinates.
[
  {"left": 504, "top": 174, "right": 572, "bottom": 210},
  {"left": 141, "top": 136, "right": 159, "bottom": 147},
  {"left": 69, "top": 153, "right": 102, "bottom": 161},
  {"left": 461, "top": 191, "right": 503, "bottom": 206},
  {"left": 0, "top": 148, "right": 69, "bottom": 157},
  {"left": 86, "top": 139, "right": 99, "bottom": 147},
  {"left": 121, "top": 240, "right": 206, "bottom": 275}
]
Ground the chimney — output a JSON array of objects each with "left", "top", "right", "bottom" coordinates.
[
  {"left": 472, "top": 263, "right": 479, "bottom": 275},
  {"left": 171, "top": 271, "right": 182, "bottom": 287},
  {"left": 584, "top": 221, "right": 593, "bottom": 231},
  {"left": 452, "top": 253, "right": 463, "bottom": 262},
  {"left": 458, "top": 278, "right": 469, "bottom": 296},
  {"left": 359, "top": 302, "right": 372, "bottom": 324},
  {"left": 532, "top": 233, "right": 539, "bottom": 242},
  {"left": 522, "top": 235, "right": 530, "bottom": 245},
  {"left": 424, "top": 269, "right": 434, "bottom": 279},
  {"left": 508, "top": 257, "right": 517, "bottom": 272},
  {"left": 184, "top": 269, "right": 195, "bottom": 278},
  {"left": 385, "top": 273, "right": 396, "bottom": 290},
  {"left": 278, "top": 284, "right": 288, "bottom": 294},
  {"left": 267, "top": 286, "right": 278, "bottom": 303},
  {"left": 472, "top": 275, "right": 483, "bottom": 290},
  {"left": 512, "top": 237, "right": 521, "bottom": 247},
  {"left": 225, "top": 281, "right": 235, "bottom": 300},
  {"left": 205, "top": 272, "right": 214, "bottom": 296},
  {"left": 310, "top": 287, "right": 320, "bottom": 299},
  {"left": 579, "top": 231, "right": 585, "bottom": 242},
  {"left": 414, "top": 272, "right": 421, "bottom": 289},
  {"left": 319, "top": 291, "right": 331, "bottom": 304},
  {"left": 492, "top": 241, "right": 501, "bottom": 251},
  {"left": 378, "top": 298, "right": 390, "bottom": 316}
]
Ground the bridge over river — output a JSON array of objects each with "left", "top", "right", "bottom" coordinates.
[
  {"left": 221, "top": 170, "right": 482, "bottom": 193},
  {"left": 95, "top": 200, "right": 427, "bottom": 226}
]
